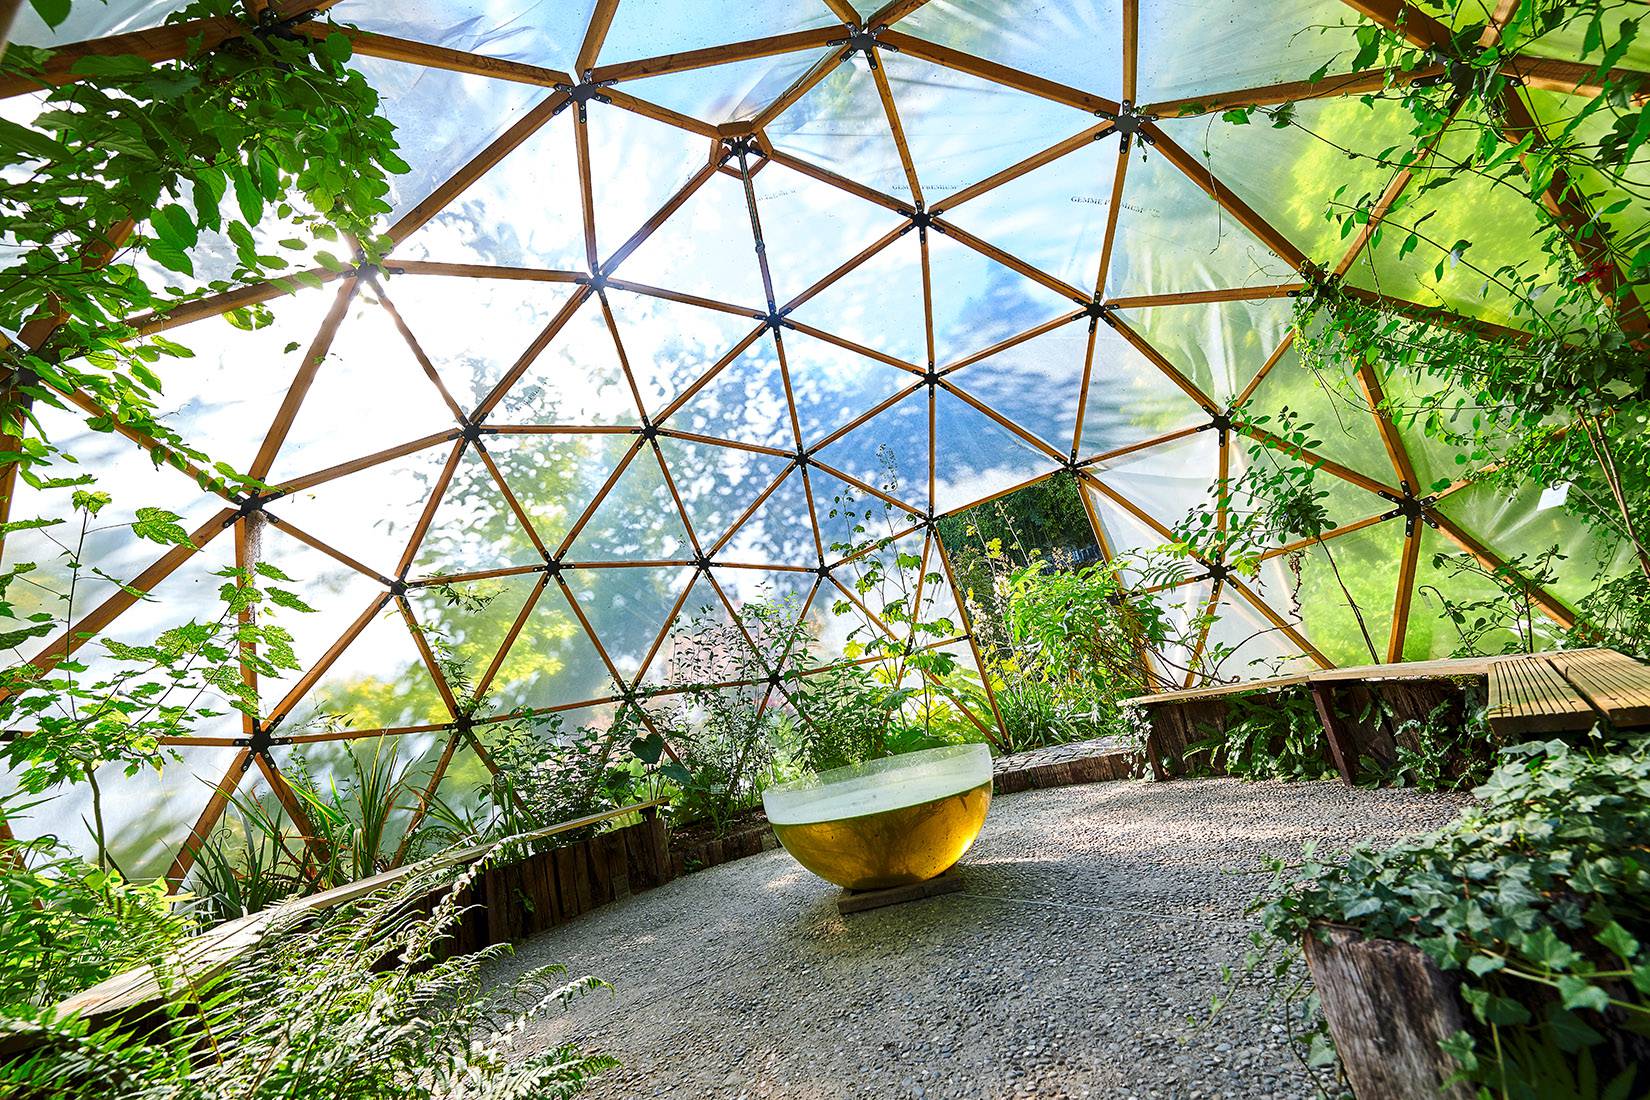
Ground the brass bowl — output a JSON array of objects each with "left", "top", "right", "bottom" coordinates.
[{"left": 762, "top": 744, "right": 993, "bottom": 891}]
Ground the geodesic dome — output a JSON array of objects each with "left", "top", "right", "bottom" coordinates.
[{"left": 1, "top": 0, "right": 1633, "bottom": 885}]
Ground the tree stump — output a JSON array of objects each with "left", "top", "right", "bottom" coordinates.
[{"left": 1304, "top": 926, "right": 1473, "bottom": 1100}]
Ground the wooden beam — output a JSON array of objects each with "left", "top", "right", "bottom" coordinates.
[
  {"left": 303, "top": 26, "right": 569, "bottom": 88},
  {"left": 590, "top": 27, "right": 840, "bottom": 84},
  {"left": 247, "top": 277, "right": 358, "bottom": 481},
  {"left": 879, "top": 30, "right": 1120, "bottom": 115},
  {"left": 577, "top": 0, "right": 621, "bottom": 73},
  {"left": 1144, "top": 64, "right": 1442, "bottom": 118}
]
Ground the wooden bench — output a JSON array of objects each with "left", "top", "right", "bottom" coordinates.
[
  {"left": 1125, "top": 648, "right": 1650, "bottom": 784},
  {"left": 1488, "top": 648, "right": 1650, "bottom": 734}
]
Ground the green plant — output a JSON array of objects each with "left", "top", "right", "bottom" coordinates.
[
  {"left": 1419, "top": 547, "right": 1568, "bottom": 657},
  {"left": 1246, "top": 740, "right": 1650, "bottom": 1097},
  {"left": 1183, "top": 688, "right": 1337, "bottom": 781},
  {"left": 0, "top": 491, "right": 313, "bottom": 874},
  {"left": 1, "top": 854, "right": 615, "bottom": 1098},
  {"left": 1, "top": 0, "right": 406, "bottom": 491},
  {"left": 0, "top": 808, "right": 193, "bottom": 1009}
]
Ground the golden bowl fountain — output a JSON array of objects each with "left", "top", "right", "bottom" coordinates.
[{"left": 762, "top": 744, "right": 993, "bottom": 891}]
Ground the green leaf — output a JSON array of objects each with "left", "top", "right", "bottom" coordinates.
[
  {"left": 0, "top": 116, "right": 69, "bottom": 162},
  {"left": 152, "top": 204, "right": 199, "bottom": 251},
  {"left": 131, "top": 508, "right": 191, "bottom": 547},
  {"left": 1556, "top": 976, "right": 1611, "bottom": 1014},
  {"left": 27, "top": 0, "right": 71, "bottom": 28}
]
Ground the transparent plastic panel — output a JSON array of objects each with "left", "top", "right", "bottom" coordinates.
[
  {"left": 1145, "top": 578, "right": 1214, "bottom": 685},
  {"left": 750, "top": 159, "right": 905, "bottom": 307},
  {"left": 252, "top": 520, "right": 392, "bottom": 715},
  {"left": 713, "top": 565, "right": 814, "bottom": 631},
  {"left": 1523, "top": 90, "right": 1650, "bottom": 278},
  {"left": 483, "top": 431, "right": 636, "bottom": 557},
  {"left": 604, "top": 290, "right": 759, "bottom": 417},
  {"left": 2, "top": 402, "right": 227, "bottom": 639},
  {"left": 1082, "top": 483, "right": 1173, "bottom": 584},
  {"left": 928, "top": 230, "right": 1077, "bottom": 366},
  {"left": 1138, "top": 0, "right": 1359, "bottom": 107},
  {"left": 813, "top": 391, "right": 931, "bottom": 515},
  {"left": 642, "top": 573, "right": 755, "bottom": 689},
  {"left": 940, "top": 137, "right": 1121, "bottom": 298},
  {"left": 783, "top": 328, "right": 923, "bottom": 450},
  {"left": 622, "top": 50, "right": 833, "bottom": 125},
  {"left": 274, "top": 597, "right": 450, "bottom": 735},
  {"left": 939, "top": 317, "right": 1087, "bottom": 456},
  {"left": 812, "top": 465, "right": 923, "bottom": 564},
  {"left": 597, "top": 0, "right": 836, "bottom": 64},
  {"left": 1117, "top": 297, "right": 1293, "bottom": 407},
  {"left": 1089, "top": 426, "right": 1221, "bottom": 533},
  {"left": 1203, "top": 589, "right": 1312, "bottom": 682},
  {"left": 932, "top": 388, "right": 1060, "bottom": 514},
  {"left": 1104, "top": 144, "right": 1296, "bottom": 296},
  {"left": 1225, "top": 433, "right": 1391, "bottom": 542},
  {"left": 405, "top": 571, "right": 543, "bottom": 704},
  {"left": 562, "top": 446, "right": 693, "bottom": 562},
  {"left": 411, "top": 447, "right": 542, "bottom": 577},
  {"left": 330, "top": 0, "right": 597, "bottom": 72},
  {"left": 1, "top": 746, "right": 240, "bottom": 883},
  {"left": 1403, "top": 526, "right": 1561, "bottom": 659},
  {"left": 353, "top": 58, "right": 547, "bottom": 222},
  {"left": 265, "top": 295, "right": 460, "bottom": 484},
  {"left": 486, "top": 580, "right": 624, "bottom": 712},
  {"left": 586, "top": 100, "right": 714, "bottom": 260},
  {"left": 608, "top": 170, "right": 764, "bottom": 309},
  {"left": 880, "top": 52, "right": 1095, "bottom": 206},
  {"left": 1437, "top": 481, "right": 1630, "bottom": 610},
  {"left": 119, "top": 289, "right": 337, "bottom": 478},
  {"left": 719, "top": 466, "right": 820, "bottom": 567},
  {"left": 787, "top": 234, "right": 926, "bottom": 366},
  {"left": 766, "top": 54, "right": 914, "bottom": 204},
  {"left": 1080, "top": 320, "right": 1209, "bottom": 457},
  {"left": 899, "top": 0, "right": 1125, "bottom": 101},
  {"left": 376, "top": 273, "right": 579, "bottom": 417},
  {"left": 1270, "top": 519, "right": 1404, "bottom": 667},
  {"left": 657, "top": 438, "right": 792, "bottom": 555},
  {"left": 391, "top": 108, "right": 583, "bottom": 270},
  {"left": 667, "top": 333, "right": 793, "bottom": 450},
  {"left": 1236, "top": 343, "right": 1396, "bottom": 484},
  {"left": 269, "top": 440, "right": 452, "bottom": 579},
  {"left": 1152, "top": 96, "right": 1420, "bottom": 272},
  {"left": 489, "top": 293, "right": 642, "bottom": 426},
  {"left": 1514, "top": 9, "right": 1650, "bottom": 70},
  {"left": 1341, "top": 110, "right": 1561, "bottom": 329},
  {"left": 562, "top": 563, "right": 695, "bottom": 679},
  {"left": 16, "top": 537, "right": 242, "bottom": 729},
  {"left": 6, "top": 1, "right": 187, "bottom": 45}
]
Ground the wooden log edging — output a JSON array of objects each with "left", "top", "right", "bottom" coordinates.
[
  {"left": 992, "top": 744, "right": 1142, "bottom": 793},
  {"left": 670, "top": 815, "right": 778, "bottom": 878},
  {"left": 448, "top": 810, "right": 675, "bottom": 954}
]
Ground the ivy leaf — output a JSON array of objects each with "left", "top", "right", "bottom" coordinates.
[{"left": 1556, "top": 975, "right": 1610, "bottom": 1014}]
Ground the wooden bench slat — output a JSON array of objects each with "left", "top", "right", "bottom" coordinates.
[
  {"left": 1487, "top": 655, "right": 1594, "bottom": 737},
  {"left": 1547, "top": 650, "right": 1650, "bottom": 727}
]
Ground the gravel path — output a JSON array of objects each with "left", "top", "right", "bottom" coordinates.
[{"left": 485, "top": 778, "right": 1468, "bottom": 1099}]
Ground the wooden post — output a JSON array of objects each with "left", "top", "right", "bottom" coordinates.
[
  {"left": 1309, "top": 681, "right": 1361, "bottom": 784},
  {"left": 1304, "top": 926, "right": 1474, "bottom": 1100}
]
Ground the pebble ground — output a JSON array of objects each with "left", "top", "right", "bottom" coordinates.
[{"left": 487, "top": 777, "right": 1468, "bottom": 1099}]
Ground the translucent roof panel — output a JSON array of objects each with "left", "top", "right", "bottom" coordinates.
[{"left": 5, "top": 0, "right": 1632, "bottom": 873}]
